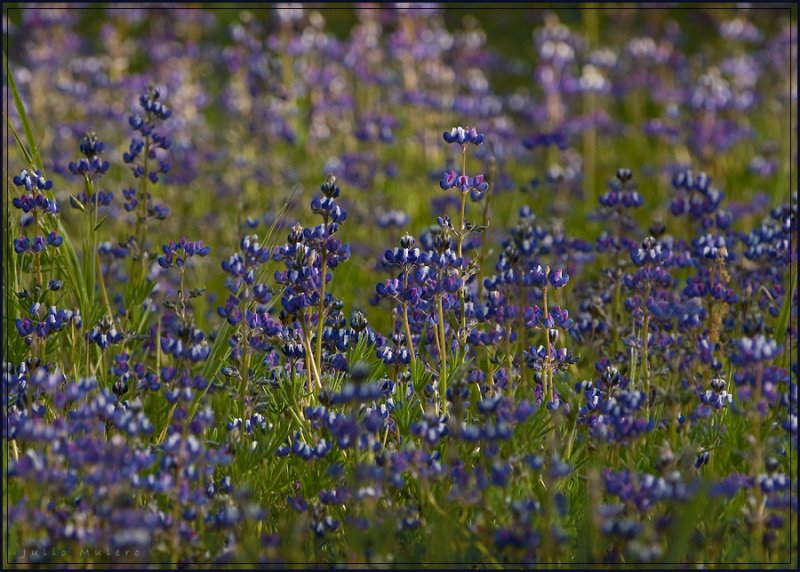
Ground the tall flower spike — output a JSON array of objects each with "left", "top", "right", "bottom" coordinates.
[{"left": 69, "top": 132, "right": 110, "bottom": 178}]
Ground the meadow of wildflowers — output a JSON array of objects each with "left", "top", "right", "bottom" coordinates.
[{"left": 2, "top": 4, "right": 798, "bottom": 567}]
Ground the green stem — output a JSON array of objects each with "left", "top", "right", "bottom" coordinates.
[
  {"left": 457, "top": 145, "right": 468, "bottom": 335},
  {"left": 101, "top": 350, "right": 109, "bottom": 391},
  {"left": 477, "top": 158, "right": 494, "bottom": 303},
  {"left": 517, "top": 279, "right": 528, "bottom": 391},
  {"left": 642, "top": 283, "right": 652, "bottom": 415},
  {"left": 751, "top": 365, "right": 765, "bottom": 563},
  {"left": 239, "top": 283, "right": 250, "bottom": 416},
  {"left": 629, "top": 323, "right": 638, "bottom": 390},
  {"left": 775, "top": 257, "right": 795, "bottom": 354},
  {"left": 32, "top": 206, "right": 42, "bottom": 288},
  {"left": 302, "top": 316, "right": 322, "bottom": 391},
  {"left": 82, "top": 176, "right": 97, "bottom": 315},
  {"left": 315, "top": 252, "right": 328, "bottom": 377},
  {"left": 134, "top": 118, "right": 152, "bottom": 279},
  {"left": 457, "top": 146, "right": 467, "bottom": 260},
  {"left": 503, "top": 284, "right": 515, "bottom": 386},
  {"left": 179, "top": 264, "right": 186, "bottom": 321},
  {"left": 612, "top": 273, "right": 622, "bottom": 356},
  {"left": 95, "top": 250, "right": 114, "bottom": 321},
  {"left": 402, "top": 301, "right": 417, "bottom": 369},
  {"left": 543, "top": 275, "right": 553, "bottom": 403},
  {"left": 70, "top": 321, "right": 78, "bottom": 380},
  {"left": 288, "top": 362, "right": 308, "bottom": 430},
  {"left": 437, "top": 293, "right": 448, "bottom": 416}
]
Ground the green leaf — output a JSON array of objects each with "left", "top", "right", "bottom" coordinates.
[
  {"left": 4, "top": 51, "right": 43, "bottom": 170},
  {"left": 3, "top": 110, "right": 34, "bottom": 166},
  {"left": 69, "top": 195, "right": 86, "bottom": 212},
  {"left": 775, "top": 268, "right": 795, "bottom": 350}
]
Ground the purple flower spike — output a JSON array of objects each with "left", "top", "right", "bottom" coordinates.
[
  {"left": 440, "top": 170, "right": 458, "bottom": 190},
  {"left": 47, "top": 231, "right": 63, "bottom": 247},
  {"left": 549, "top": 269, "right": 570, "bottom": 289},
  {"left": 443, "top": 127, "right": 468, "bottom": 145},
  {"left": 14, "top": 236, "right": 30, "bottom": 254},
  {"left": 456, "top": 175, "right": 472, "bottom": 194},
  {"left": 468, "top": 127, "right": 484, "bottom": 145},
  {"left": 443, "top": 126, "right": 485, "bottom": 146},
  {"left": 471, "top": 174, "right": 489, "bottom": 193}
]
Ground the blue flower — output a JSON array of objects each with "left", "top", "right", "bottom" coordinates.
[
  {"left": 443, "top": 126, "right": 484, "bottom": 146},
  {"left": 549, "top": 268, "right": 570, "bottom": 289}
]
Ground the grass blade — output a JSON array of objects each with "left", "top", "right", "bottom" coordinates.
[{"left": 3, "top": 51, "right": 43, "bottom": 170}]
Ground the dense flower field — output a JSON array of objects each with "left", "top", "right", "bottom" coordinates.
[{"left": 2, "top": 4, "right": 798, "bottom": 567}]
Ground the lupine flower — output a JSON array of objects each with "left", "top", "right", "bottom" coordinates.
[
  {"left": 68, "top": 132, "right": 110, "bottom": 178},
  {"left": 443, "top": 126, "right": 484, "bottom": 146},
  {"left": 158, "top": 237, "right": 211, "bottom": 268}
]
